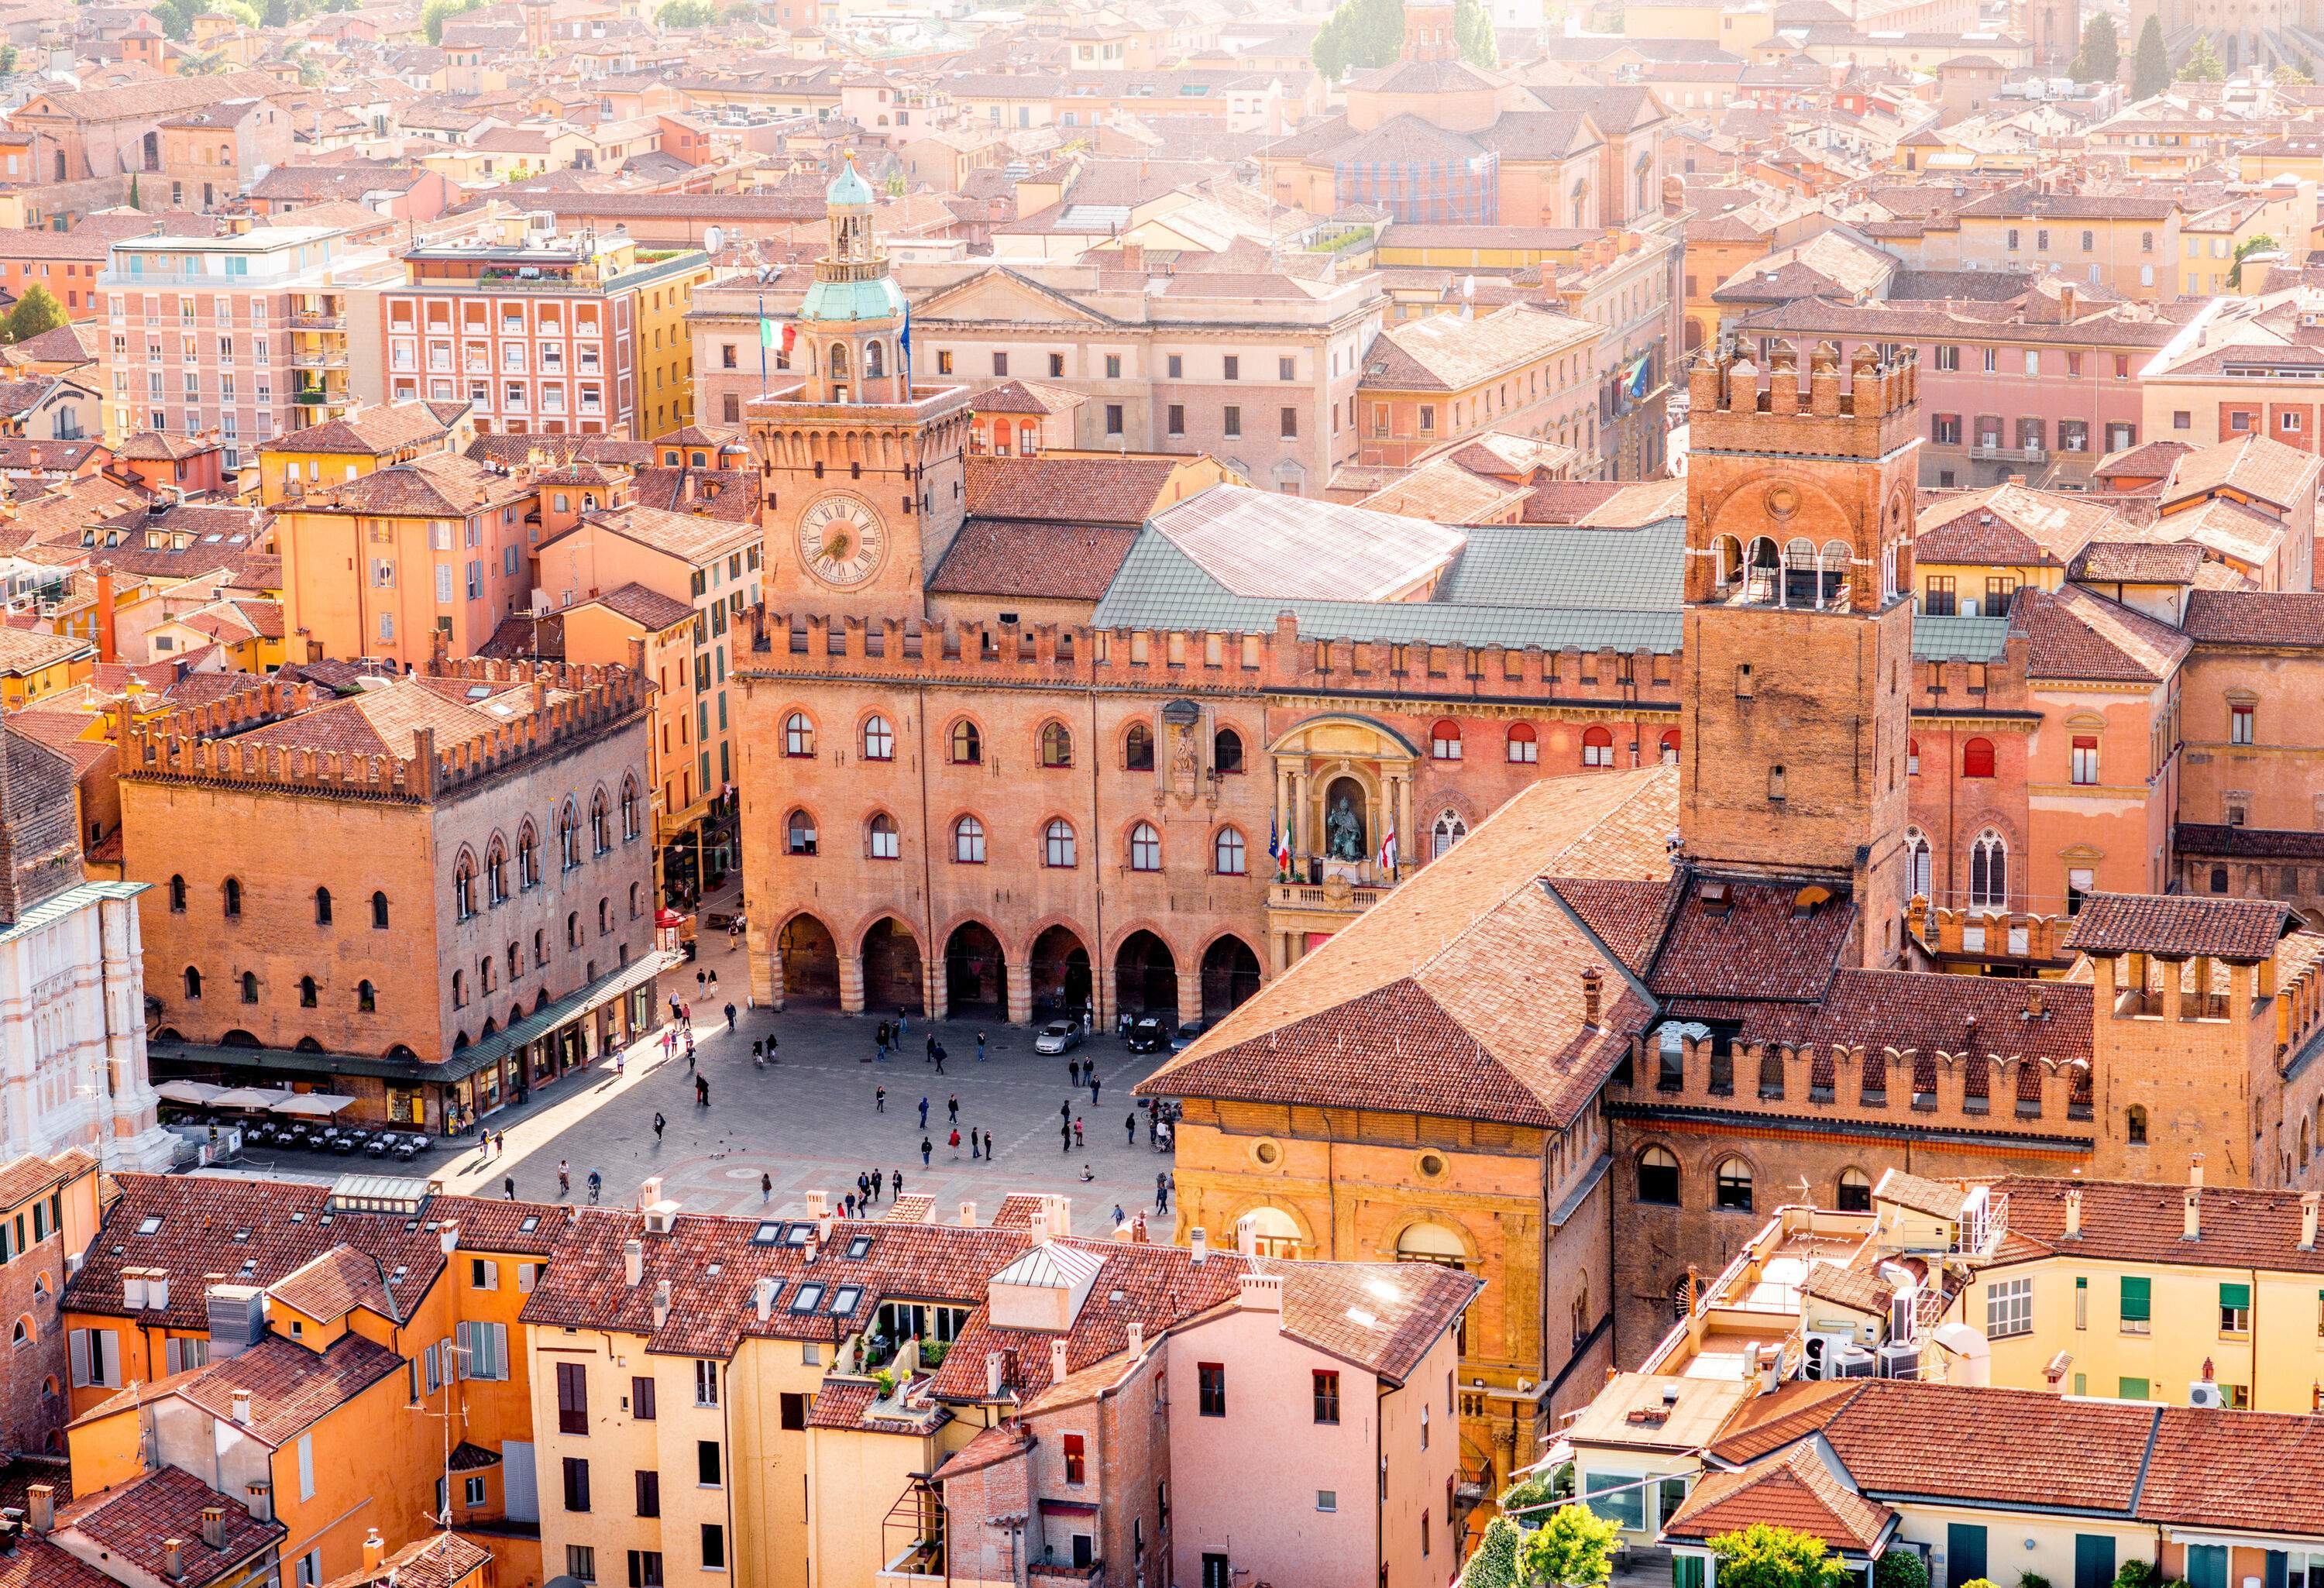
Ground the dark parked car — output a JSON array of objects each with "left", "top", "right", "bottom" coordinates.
[
  {"left": 1168, "top": 1019, "right": 1207, "bottom": 1053},
  {"left": 1125, "top": 1014, "right": 1175, "bottom": 1053}
]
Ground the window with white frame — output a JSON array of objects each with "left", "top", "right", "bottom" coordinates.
[{"left": 1986, "top": 1277, "right": 2033, "bottom": 1338}]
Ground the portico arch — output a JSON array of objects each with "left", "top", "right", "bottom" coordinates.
[
  {"left": 1029, "top": 923, "right": 1093, "bottom": 1023},
  {"left": 1112, "top": 930, "right": 1177, "bottom": 1020},
  {"left": 944, "top": 920, "right": 1009, "bottom": 1018},
  {"left": 858, "top": 916, "right": 923, "bottom": 1016},
  {"left": 775, "top": 913, "right": 840, "bottom": 1005}
]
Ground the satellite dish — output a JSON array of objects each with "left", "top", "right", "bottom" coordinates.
[{"left": 702, "top": 225, "right": 725, "bottom": 255}]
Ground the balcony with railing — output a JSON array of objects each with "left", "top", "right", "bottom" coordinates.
[{"left": 287, "top": 311, "right": 346, "bottom": 332}]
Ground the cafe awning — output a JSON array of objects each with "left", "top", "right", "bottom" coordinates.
[
  {"left": 208, "top": 1086, "right": 294, "bottom": 1110},
  {"left": 273, "top": 1093, "right": 357, "bottom": 1116},
  {"left": 153, "top": 1080, "right": 223, "bottom": 1105}
]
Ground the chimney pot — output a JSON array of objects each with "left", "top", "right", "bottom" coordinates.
[
  {"left": 230, "top": 1389, "right": 253, "bottom": 1425},
  {"left": 163, "top": 1539, "right": 185, "bottom": 1581},
  {"left": 2063, "top": 1187, "right": 2082, "bottom": 1239},
  {"left": 1127, "top": 1322, "right": 1144, "bottom": 1356},
  {"left": 653, "top": 1277, "right": 672, "bottom": 1327},
  {"left": 1190, "top": 1226, "right": 1208, "bottom": 1263},
  {"left": 2190, "top": 1153, "right": 2205, "bottom": 1188},
  {"left": 622, "top": 1237, "right": 644, "bottom": 1287},
  {"left": 958, "top": 1200, "right": 977, "bottom": 1226},
  {"left": 26, "top": 1485, "right": 53, "bottom": 1537},
  {"left": 361, "top": 1528, "right": 384, "bottom": 1571},
  {"left": 1050, "top": 1336, "right": 1069, "bottom": 1381},
  {"left": 1581, "top": 965, "right": 1604, "bottom": 1028},
  {"left": 2184, "top": 1186, "right": 2202, "bottom": 1241},
  {"left": 200, "top": 1507, "right": 225, "bottom": 1551},
  {"left": 639, "top": 1175, "right": 664, "bottom": 1209}
]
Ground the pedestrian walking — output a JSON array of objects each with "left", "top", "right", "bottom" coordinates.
[
  {"left": 761, "top": 1171, "right": 772, "bottom": 1201},
  {"left": 982, "top": 1129, "right": 993, "bottom": 1160},
  {"left": 1156, "top": 1171, "right": 1171, "bottom": 1214},
  {"left": 1061, "top": 1099, "right": 1072, "bottom": 1123},
  {"left": 933, "top": 1047, "right": 946, "bottom": 1075},
  {"left": 971, "top": 1132, "right": 982, "bottom": 1160},
  {"left": 896, "top": 1011, "right": 909, "bottom": 1041},
  {"left": 653, "top": 1112, "right": 666, "bottom": 1143},
  {"left": 918, "top": 1096, "right": 930, "bottom": 1128},
  {"left": 1073, "top": 1116, "right": 1084, "bottom": 1147},
  {"left": 724, "top": 1001, "right": 737, "bottom": 1031},
  {"left": 504, "top": 1175, "right": 516, "bottom": 1201},
  {"left": 558, "top": 1159, "right": 571, "bottom": 1197},
  {"left": 844, "top": 1192, "right": 858, "bottom": 1218},
  {"left": 872, "top": 1167, "right": 885, "bottom": 1200},
  {"left": 766, "top": 1032, "right": 779, "bottom": 1064},
  {"left": 920, "top": 1136, "right": 933, "bottom": 1167},
  {"left": 875, "top": 1085, "right": 886, "bottom": 1113},
  {"left": 1112, "top": 1204, "right": 1126, "bottom": 1228},
  {"left": 728, "top": 920, "right": 742, "bottom": 950},
  {"left": 947, "top": 1094, "right": 959, "bottom": 1123},
  {"left": 1125, "top": 1112, "right": 1136, "bottom": 1145},
  {"left": 752, "top": 1040, "right": 765, "bottom": 1069},
  {"left": 977, "top": 1030, "right": 987, "bottom": 1063},
  {"left": 892, "top": 1167, "right": 905, "bottom": 1201},
  {"left": 685, "top": 1033, "right": 696, "bottom": 1067},
  {"left": 879, "top": 1019, "right": 892, "bottom": 1050},
  {"left": 696, "top": 969, "right": 707, "bottom": 997},
  {"left": 1061, "top": 1121, "right": 1072, "bottom": 1153},
  {"left": 707, "top": 971, "right": 719, "bottom": 996},
  {"left": 948, "top": 1127, "right": 961, "bottom": 1158},
  {"left": 586, "top": 1169, "right": 602, "bottom": 1204},
  {"left": 925, "top": 1034, "right": 937, "bottom": 1062},
  {"left": 696, "top": 1074, "right": 710, "bottom": 1106}
]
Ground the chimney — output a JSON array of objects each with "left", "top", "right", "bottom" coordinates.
[
  {"left": 1581, "top": 966, "right": 1604, "bottom": 1029},
  {"left": 146, "top": 1273, "right": 168, "bottom": 1311},
  {"left": 2184, "top": 1186, "right": 2201, "bottom": 1242},
  {"left": 26, "top": 1485, "right": 52, "bottom": 1537},
  {"left": 230, "top": 1389, "right": 252, "bottom": 1426},
  {"left": 95, "top": 563, "right": 118, "bottom": 664},
  {"left": 2063, "top": 1187, "right": 2082, "bottom": 1239},
  {"left": 124, "top": 1268, "right": 148, "bottom": 1310},
  {"left": 1234, "top": 1213, "right": 1258, "bottom": 1257},
  {"left": 985, "top": 1350, "right": 1007, "bottom": 1397},
  {"left": 244, "top": 1483, "right": 271, "bottom": 1523},
  {"left": 163, "top": 1540, "right": 185, "bottom": 1581},
  {"left": 753, "top": 1277, "right": 775, "bottom": 1322},
  {"left": 803, "top": 1232, "right": 819, "bottom": 1264},
  {"left": 639, "top": 1176, "right": 664, "bottom": 1209},
  {"left": 1237, "top": 1272, "right": 1284, "bottom": 1313},
  {"left": 806, "top": 1190, "right": 827, "bottom": 1219},
  {"left": 1189, "top": 1226, "right": 1208, "bottom": 1264},
  {"left": 2189, "top": 1153, "right": 2205, "bottom": 1188},
  {"left": 623, "top": 1237, "right": 644, "bottom": 1287},
  {"left": 438, "top": 1223, "right": 459, "bottom": 1255},
  {"left": 957, "top": 1200, "right": 977, "bottom": 1226},
  {"left": 653, "top": 1278, "right": 672, "bottom": 1328},
  {"left": 1050, "top": 1337, "right": 1069, "bottom": 1381},
  {"left": 200, "top": 1507, "right": 225, "bottom": 1551},
  {"left": 2027, "top": 984, "right": 2044, "bottom": 1018},
  {"left": 2302, "top": 1191, "right": 2320, "bottom": 1251},
  {"left": 362, "top": 1528, "right": 384, "bottom": 1571},
  {"left": 1127, "top": 1322, "right": 1144, "bottom": 1356}
]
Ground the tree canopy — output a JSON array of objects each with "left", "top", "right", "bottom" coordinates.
[
  {"left": 421, "top": 0, "right": 483, "bottom": 44},
  {"left": 2068, "top": 14, "right": 2117, "bottom": 81},
  {"left": 1454, "top": 0, "right": 1496, "bottom": 66},
  {"left": 2131, "top": 13, "right": 2170, "bottom": 97},
  {"left": 1312, "top": 0, "right": 1404, "bottom": 78},
  {"left": 1709, "top": 1524, "right": 1854, "bottom": 1588},
  {"left": 2178, "top": 33, "right": 2225, "bottom": 81},
  {"left": 2, "top": 285, "right": 67, "bottom": 345},
  {"left": 1521, "top": 1504, "right": 1624, "bottom": 1588},
  {"left": 655, "top": 0, "right": 720, "bottom": 26}
]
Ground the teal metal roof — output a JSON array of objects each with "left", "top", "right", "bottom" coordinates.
[
  {"left": 827, "top": 160, "right": 875, "bottom": 208},
  {"left": 1910, "top": 614, "right": 2012, "bottom": 662},
  {"left": 799, "top": 273, "right": 907, "bottom": 324}
]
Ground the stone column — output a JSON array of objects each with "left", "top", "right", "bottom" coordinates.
[
  {"left": 837, "top": 953, "right": 865, "bottom": 1016},
  {"left": 1176, "top": 957, "right": 1204, "bottom": 1031},
  {"left": 1398, "top": 773, "right": 1414, "bottom": 876},
  {"left": 1094, "top": 966, "right": 1116, "bottom": 1032},
  {"left": 764, "top": 943, "right": 786, "bottom": 1013},
  {"left": 1006, "top": 960, "right": 1033, "bottom": 1026},
  {"left": 923, "top": 954, "right": 948, "bottom": 1023},
  {"left": 1291, "top": 768, "right": 1310, "bottom": 864}
]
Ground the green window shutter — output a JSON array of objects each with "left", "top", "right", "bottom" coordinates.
[
  {"left": 2220, "top": 1282, "right": 2251, "bottom": 1310},
  {"left": 2119, "top": 1377, "right": 2150, "bottom": 1400},
  {"left": 2120, "top": 1277, "right": 2151, "bottom": 1321}
]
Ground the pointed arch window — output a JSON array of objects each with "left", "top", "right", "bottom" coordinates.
[
  {"left": 1431, "top": 809, "right": 1467, "bottom": 859},
  {"left": 1969, "top": 830, "right": 2008, "bottom": 909}
]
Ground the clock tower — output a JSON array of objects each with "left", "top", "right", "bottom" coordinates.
[{"left": 748, "top": 158, "right": 971, "bottom": 620}]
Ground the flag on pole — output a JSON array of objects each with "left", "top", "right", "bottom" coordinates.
[
  {"left": 1267, "top": 818, "right": 1281, "bottom": 866},
  {"left": 1377, "top": 819, "right": 1397, "bottom": 875},
  {"left": 899, "top": 301, "right": 913, "bottom": 390}
]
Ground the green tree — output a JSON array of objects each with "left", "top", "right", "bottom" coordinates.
[
  {"left": 128, "top": 174, "right": 141, "bottom": 208},
  {"left": 655, "top": 0, "right": 719, "bottom": 25},
  {"left": 1710, "top": 1524, "right": 1853, "bottom": 1588},
  {"left": 1454, "top": 0, "right": 1496, "bottom": 65},
  {"left": 1466, "top": 1518, "right": 1526, "bottom": 1588},
  {"left": 0, "top": 44, "right": 17, "bottom": 73},
  {"left": 262, "top": 0, "right": 287, "bottom": 22},
  {"left": 2280, "top": 61, "right": 2312, "bottom": 84},
  {"left": 421, "top": 0, "right": 481, "bottom": 43},
  {"left": 2068, "top": 13, "right": 2117, "bottom": 80},
  {"left": 2132, "top": 12, "right": 2170, "bottom": 97},
  {"left": 1875, "top": 1549, "right": 1931, "bottom": 1588},
  {"left": 4, "top": 284, "right": 67, "bottom": 344},
  {"left": 2229, "top": 232, "right": 2276, "bottom": 286},
  {"left": 2178, "top": 33, "right": 2225, "bottom": 81},
  {"left": 1312, "top": 0, "right": 1403, "bottom": 77},
  {"left": 1521, "top": 1504, "right": 1624, "bottom": 1588}
]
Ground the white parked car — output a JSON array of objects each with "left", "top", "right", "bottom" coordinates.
[{"left": 1033, "top": 1019, "right": 1085, "bottom": 1055}]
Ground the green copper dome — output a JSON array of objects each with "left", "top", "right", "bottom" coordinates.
[
  {"left": 798, "top": 273, "right": 907, "bottom": 324},
  {"left": 826, "top": 158, "right": 875, "bottom": 208}
]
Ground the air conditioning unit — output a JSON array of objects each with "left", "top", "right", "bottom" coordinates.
[
  {"left": 1829, "top": 1343, "right": 1878, "bottom": 1379},
  {"left": 2187, "top": 1380, "right": 2225, "bottom": 1409},
  {"left": 1877, "top": 1342, "right": 1922, "bottom": 1380}
]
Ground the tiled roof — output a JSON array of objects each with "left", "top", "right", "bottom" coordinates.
[
  {"left": 0, "top": 1147, "right": 89, "bottom": 1211},
  {"left": 269, "top": 400, "right": 463, "bottom": 456},
  {"left": 971, "top": 377, "right": 1085, "bottom": 417},
  {"left": 1645, "top": 875, "right": 1853, "bottom": 1003},
  {"left": 579, "top": 501, "right": 760, "bottom": 567},
  {"left": 1741, "top": 968, "right": 2092, "bottom": 1062},
  {"left": 2062, "top": 892, "right": 2292, "bottom": 961},
  {"left": 1873, "top": 1167, "right": 1969, "bottom": 1220},
  {"left": 1821, "top": 1380, "right": 2157, "bottom": 1511},
  {"left": 582, "top": 581, "right": 698, "bottom": 632},
  {"left": 2181, "top": 589, "right": 2324, "bottom": 647},
  {"left": 1705, "top": 1380, "right": 1865, "bottom": 1464},
  {"left": 1140, "top": 767, "right": 1678, "bottom": 1128},
  {"left": 57, "top": 1466, "right": 284, "bottom": 1588},
  {"left": 269, "top": 1245, "right": 397, "bottom": 1325},
  {"left": 1915, "top": 483, "right": 2123, "bottom": 566},
  {"left": 300, "top": 452, "right": 532, "bottom": 517},
  {"left": 2174, "top": 823, "right": 2324, "bottom": 861},
  {"left": 927, "top": 519, "right": 1140, "bottom": 601},
  {"left": 143, "top": 1332, "right": 404, "bottom": 1446},
  {"left": 2164, "top": 431, "right": 2322, "bottom": 510},
  {"left": 1360, "top": 304, "right": 1595, "bottom": 394},
  {"left": 2010, "top": 584, "right": 2190, "bottom": 684},
  {"left": 961, "top": 454, "right": 1184, "bottom": 525},
  {"left": 0, "top": 1538, "right": 114, "bottom": 1588},
  {"left": 1989, "top": 1176, "right": 2324, "bottom": 1276},
  {"left": 2068, "top": 540, "right": 2203, "bottom": 583},
  {"left": 2136, "top": 1406, "right": 2324, "bottom": 1533},
  {"left": 322, "top": 1530, "right": 491, "bottom": 1588},
  {"left": 1546, "top": 876, "right": 1677, "bottom": 974},
  {"left": 1662, "top": 1441, "right": 1893, "bottom": 1551}
]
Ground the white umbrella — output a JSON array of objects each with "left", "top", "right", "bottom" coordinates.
[
  {"left": 272, "top": 1094, "right": 356, "bottom": 1117},
  {"left": 154, "top": 1080, "right": 223, "bottom": 1105},
  {"left": 208, "top": 1086, "right": 294, "bottom": 1110}
]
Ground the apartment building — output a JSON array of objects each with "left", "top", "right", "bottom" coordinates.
[
  {"left": 1356, "top": 304, "right": 1600, "bottom": 473},
  {"left": 381, "top": 228, "right": 710, "bottom": 442},
  {"left": 95, "top": 224, "right": 400, "bottom": 464}
]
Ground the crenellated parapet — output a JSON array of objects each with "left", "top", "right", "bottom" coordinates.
[{"left": 1687, "top": 339, "right": 1922, "bottom": 461}]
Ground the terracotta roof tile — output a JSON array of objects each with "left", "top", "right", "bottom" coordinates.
[
  {"left": 1646, "top": 876, "right": 1854, "bottom": 1003},
  {"left": 1663, "top": 1441, "right": 1894, "bottom": 1551},
  {"left": 1989, "top": 1176, "right": 2324, "bottom": 1277},
  {"left": 2181, "top": 589, "right": 2324, "bottom": 647},
  {"left": 57, "top": 1466, "right": 284, "bottom": 1588},
  {"left": 926, "top": 519, "right": 1140, "bottom": 601},
  {"left": 962, "top": 454, "right": 1185, "bottom": 525},
  {"left": 2012, "top": 585, "right": 2191, "bottom": 683},
  {"left": 2062, "top": 892, "right": 2292, "bottom": 961}
]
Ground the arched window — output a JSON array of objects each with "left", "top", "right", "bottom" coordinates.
[
  {"left": 949, "top": 720, "right": 982, "bottom": 765},
  {"left": 222, "top": 877, "right": 242, "bottom": 918},
  {"left": 2126, "top": 1104, "right": 2148, "bottom": 1144},
  {"left": 1904, "top": 828, "right": 1932, "bottom": 900},
  {"left": 559, "top": 803, "right": 579, "bottom": 869},
  {"left": 184, "top": 967, "right": 202, "bottom": 1000},
  {"left": 1431, "top": 809, "right": 1467, "bottom": 858},
  {"left": 866, "top": 339, "right": 885, "bottom": 377},
  {"left": 1659, "top": 728, "right": 1680, "bottom": 765},
  {"left": 1969, "top": 829, "right": 2007, "bottom": 909},
  {"left": 1714, "top": 1157, "right": 1754, "bottom": 1212},
  {"left": 1040, "top": 722, "right": 1073, "bottom": 768},
  {"left": 1637, "top": 1146, "right": 1681, "bottom": 1205},
  {"left": 315, "top": 887, "right": 332, "bottom": 926},
  {"left": 1125, "top": 723, "right": 1153, "bottom": 771},
  {"left": 862, "top": 715, "right": 896, "bottom": 760},
  {"left": 533, "top": 931, "right": 546, "bottom": 967},
  {"left": 371, "top": 891, "right": 390, "bottom": 929},
  {"left": 1129, "top": 822, "right": 1161, "bottom": 872},
  {"left": 954, "top": 816, "right": 986, "bottom": 864},
  {"left": 597, "top": 898, "right": 611, "bottom": 935},
  {"left": 1836, "top": 1167, "right": 1872, "bottom": 1212},
  {"left": 627, "top": 886, "right": 640, "bottom": 922},
  {"left": 1581, "top": 725, "right": 1615, "bottom": 768},
  {"left": 358, "top": 979, "right": 376, "bottom": 1012},
  {"left": 518, "top": 823, "right": 539, "bottom": 889},
  {"left": 1962, "top": 736, "right": 1996, "bottom": 779},
  {"left": 1215, "top": 827, "right": 1246, "bottom": 876},
  {"left": 452, "top": 969, "right": 466, "bottom": 1008},
  {"left": 299, "top": 975, "right": 317, "bottom": 1009},
  {"left": 1240, "top": 1206, "right": 1303, "bottom": 1260},
  {"left": 453, "top": 854, "right": 476, "bottom": 920},
  {"left": 1214, "top": 728, "right": 1243, "bottom": 775},
  {"left": 1044, "top": 819, "right": 1077, "bottom": 868},
  {"left": 1430, "top": 720, "right": 1463, "bottom": 761},
  {"left": 240, "top": 971, "right": 258, "bottom": 1005},
  {"left": 784, "top": 712, "right": 815, "bottom": 758},
  {"left": 168, "top": 875, "right": 187, "bottom": 913},
  {"left": 590, "top": 792, "right": 610, "bottom": 854},
  {"left": 566, "top": 912, "right": 581, "bottom": 949},
  {"left": 1906, "top": 737, "right": 1921, "bottom": 776},
  {"left": 786, "top": 810, "right": 818, "bottom": 856},
  {"left": 486, "top": 838, "right": 508, "bottom": 906},
  {"left": 868, "top": 813, "right": 899, "bottom": 861},
  {"left": 508, "top": 941, "right": 522, "bottom": 979},
  {"left": 1394, "top": 1222, "right": 1466, "bottom": 1269},
  {"left": 829, "top": 342, "right": 849, "bottom": 378},
  {"left": 621, "top": 779, "right": 641, "bottom": 840},
  {"left": 1507, "top": 723, "right": 1538, "bottom": 764}
]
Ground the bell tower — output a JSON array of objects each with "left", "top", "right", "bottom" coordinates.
[
  {"left": 1677, "top": 339, "right": 1921, "bottom": 968},
  {"left": 747, "top": 158, "right": 970, "bottom": 620}
]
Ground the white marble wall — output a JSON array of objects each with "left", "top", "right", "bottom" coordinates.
[{"left": 0, "top": 885, "right": 174, "bottom": 1171}]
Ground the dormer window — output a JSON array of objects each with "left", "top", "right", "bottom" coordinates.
[{"left": 789, "top": 1283, "right": 824, "bottom": 1313}]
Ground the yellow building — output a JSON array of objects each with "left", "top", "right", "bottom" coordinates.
[
  {"left": 254, "top": 397, "right": 476, "bottom": 507},
  {"left": 0, "top": 628, "right": 95, "bottom": 708}
]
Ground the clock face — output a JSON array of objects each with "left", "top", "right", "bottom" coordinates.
[{"left": 796, "top": 493, "right": 886, "bottom": 589}]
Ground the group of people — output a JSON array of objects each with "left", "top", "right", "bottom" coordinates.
[
  {"left": 834, "top": 1165, "right": 905, "bottom": 1219},
  {"left": 870, "top": 1016, "right": 991, "bottom": 1071}
]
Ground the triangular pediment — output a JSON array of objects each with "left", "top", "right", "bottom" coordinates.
[{"left": 913, "top": 267, "right": 1118, "bottom": 328}]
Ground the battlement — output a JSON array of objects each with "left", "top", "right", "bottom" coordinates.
[
  {"left": 744, "top": 604, "right": 1684, "bottom": 706},
  {"left": 1687, "top": 339, "right": 1921, "bottom": 461},
  {"left": 1908, "top": 899, "right": 2075, "bottom": 964},
  {"left": 118, "top": 658, "right": 648, "bottom": 805}
]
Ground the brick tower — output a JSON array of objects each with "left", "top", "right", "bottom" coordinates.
[
  {"left": 746, "top": 159, "right": 971, "bottom": 622},
  {"left": 1677, "top": 339, "right": 1921, "bottom": 968}
]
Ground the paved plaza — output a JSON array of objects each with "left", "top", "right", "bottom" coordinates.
[{"left": 239, "top": 927, "right": 1181, "bottom": 1239}]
